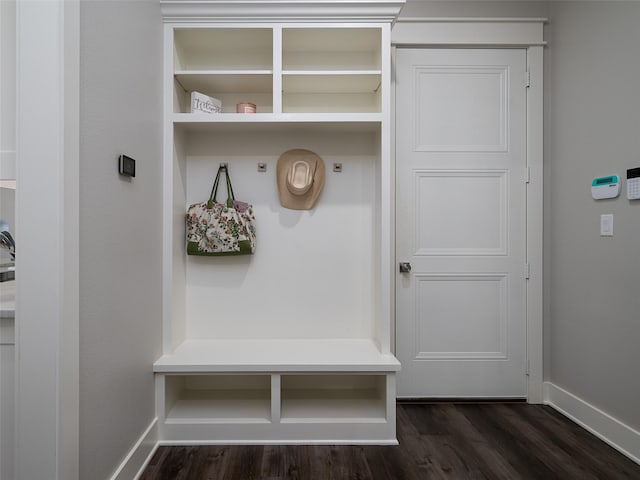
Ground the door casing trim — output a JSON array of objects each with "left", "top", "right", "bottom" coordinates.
[{"left": 390, "top": 18, "right": 545, "bottom": 403}]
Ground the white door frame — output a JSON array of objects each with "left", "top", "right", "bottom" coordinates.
[{"left": 391, "top": 17, "right": 545, "bottom": 403}]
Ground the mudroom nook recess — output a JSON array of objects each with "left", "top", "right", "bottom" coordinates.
[{"left": 154, "top": 1, "right": 404, "bottom": 444}]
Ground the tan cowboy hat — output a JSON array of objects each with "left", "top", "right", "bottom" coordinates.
[{"left": 276, "top": 149, "right": 325, "bottom": 210}]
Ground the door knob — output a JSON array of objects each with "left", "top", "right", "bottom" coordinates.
[{"left": 399, "top": 262, "right": 412, "bottom": 273}]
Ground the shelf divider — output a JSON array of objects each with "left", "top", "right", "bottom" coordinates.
[
  {"left": 272, "top": 26, "right": 283, "bottom": 114},
  {"left": 271, "top": 374, "right": 281, "bottom": 423}
]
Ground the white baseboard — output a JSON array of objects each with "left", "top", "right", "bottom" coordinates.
[
  {"left": 109, "top": 418, "right": 159, "bottom": 480},
  {"left": 544, "top": 382, "right": 640, "bottom": 465}
]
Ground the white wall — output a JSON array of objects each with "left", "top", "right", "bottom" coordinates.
[
  {"left": 545, "top": 0, "right": 640, "bottom": 431},
  {"left": 79, "top": 1, "right": 162, "bottom": 478}
]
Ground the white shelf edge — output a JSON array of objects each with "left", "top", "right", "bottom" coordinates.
[
  {"left": 165, "top": 417, "right": 272, "bottom": 425},
  {"left": 155, "top": 362, "right": 400, "bottom": 374},
  {"left": 154, "top": 339, "right": 401, "bottom": 373},
  {"left": 282, "top": 70, "right": 381, "bottom": 75},
  {"left": 280, "top": 417, "right": 387, "bottom": 424},
  {"left": 175, "top": 69, "right": 273, "bottom": 75},
  {"left": 172, "top": 112, "right": 383, "bottom": 123}
]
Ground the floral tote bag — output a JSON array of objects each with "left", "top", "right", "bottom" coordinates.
[{"left": 186, "top": 165, "right": 256, "bottom": 256}]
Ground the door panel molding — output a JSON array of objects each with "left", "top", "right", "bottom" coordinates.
[
  {"left": 413, "top": 65, "right": 509, "bottom": 152},
  {"left": 413, "top": 170, "right": 508, "bottom": 256},
  {"left": 413, "top": 274, "right": 508, "bottom": 360}
]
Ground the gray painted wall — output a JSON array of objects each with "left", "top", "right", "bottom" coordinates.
[
  {"left": 79, "top": 1, "right": 162, "bottom": 478},
  {"left": 546, "top": 1, "right": 640, "bottom": 430}
]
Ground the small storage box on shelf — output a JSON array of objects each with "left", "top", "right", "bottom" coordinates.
[{"left": 158, "top": 3, "right": 402, "bottom": 445}]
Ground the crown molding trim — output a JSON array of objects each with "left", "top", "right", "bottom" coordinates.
[{"left": 161, "top": 0, "right": 406, "bottom": 23}]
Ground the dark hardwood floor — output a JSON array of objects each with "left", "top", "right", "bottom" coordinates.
[{"left": 140, "top": 403, "right": 640, "bottom": 479}]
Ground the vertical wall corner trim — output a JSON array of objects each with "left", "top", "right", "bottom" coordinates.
[
  {"left": 544, "top": 382, "right": 640, "bottom": 465},
  {"left": 15, "top": 1, "right": 80, "bottom": 478},
  {"left": 109, "top": 418, "right": 159, "bottom": 480}
]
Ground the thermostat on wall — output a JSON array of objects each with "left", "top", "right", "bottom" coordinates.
[
  {"left": 591, "top": 174, "right": 620, "bottom": 199},
  {"left": 119, "top": 154, "right": 136, "bottom": 178}
]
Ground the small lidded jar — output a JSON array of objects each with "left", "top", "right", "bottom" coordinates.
[{"left": 236, "top": 102, "right": 256, "bottom": 114}]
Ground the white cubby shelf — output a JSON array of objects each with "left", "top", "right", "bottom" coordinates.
[
  {"left": 156, "top": 371, "right": 397, "bottom": 443},
  {"left": 158, "top": 9, "right": 401, "bottom": 444}
]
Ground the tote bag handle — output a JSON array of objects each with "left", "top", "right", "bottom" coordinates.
[{"left": 207, "top": 164, "right": 236, "bottom": 208}]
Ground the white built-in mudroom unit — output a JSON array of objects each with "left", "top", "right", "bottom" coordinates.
[
  {"left": 154, "top": 3, "right": 404, "bottom": 444},
  {"left": 152, "top": 1, "right": 545, "bottom": 446}
]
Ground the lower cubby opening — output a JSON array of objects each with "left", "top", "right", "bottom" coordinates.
[
  {"left": 164, "top": 374, "right": 271, "bottom": 423},
  {"left": 280, "top": 374, "right": 386, "bottom": 422},
  {"left": 157, "top": 371, "right": 397, "bottom": 443}
]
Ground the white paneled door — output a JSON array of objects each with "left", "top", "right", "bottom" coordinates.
[{"left": 395, "top": 49, "right": 528, "bottom": 398}]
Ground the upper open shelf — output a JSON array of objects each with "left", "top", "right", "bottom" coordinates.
[
  {"left": 282, "top": 28, "right": 382, "bottom": 71},
  {"left": 172, "top": 26, "right": 384, "bottom": 115},
  {"left": 175, "top": 72, "right": 273, "bottom": 94},
  {"left": 174, "top": 28, "right": 273, "bottom": 71}
]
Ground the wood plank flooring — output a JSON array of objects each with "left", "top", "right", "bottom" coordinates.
[{"left": 140, "top": 403, "right": 640, "bottom": 479}]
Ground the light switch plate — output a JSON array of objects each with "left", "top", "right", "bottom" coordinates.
[{"left": 600, "top": 214, "right": 613, "bottom": 236}]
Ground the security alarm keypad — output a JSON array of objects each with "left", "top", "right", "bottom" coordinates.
[
  {"left": 627, "top": 168, "right": 640, "bottom": 200},
  {"left": 591, "top": 175, "right": 621, "bottom": 200}
]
